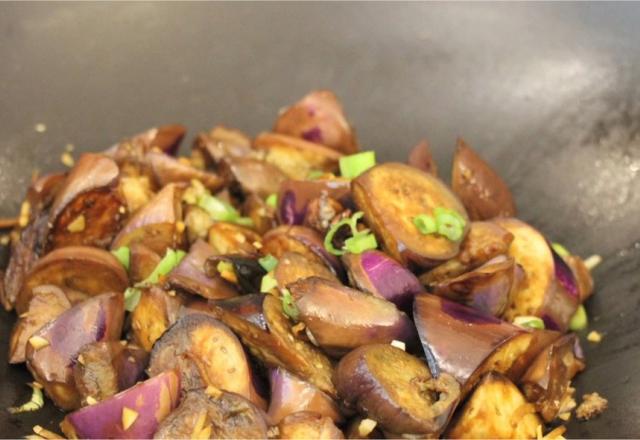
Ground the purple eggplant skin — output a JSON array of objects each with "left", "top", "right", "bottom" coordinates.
[
  {"left": 342, "top": 250, "right": 423, "bottom": 310},
  {"left": 288, "top": 277, "right": 416, "bottom": 356},
  {"left": 268, "top": 367, "right": 343, "bottom": 425},
  {"left": 211, "top": 294, "right": 268, "bottom": 330},
  {"left": 105, "top": 124, "right": 187, "bottom": 159},
  {"left": 219, "top": 156, "right": 288, "bottom": 198},
  {"left": 520, "top": 334, "right": 586, "bottom": 422},
  {"left": 145, "top": 150, "right": 224, "bottom": 191},
  {"left": 278, "top": 411, "right": 345, "bottom": 439},
  {"left": 61, "top": 369, "right": 181, "bottom": 439},
  {"left": 275, "top": 251, "right": 338, "bottom": 290},
  {"left": 413, "top": 293, "right": 561, "bottom": 396},
  {"left": 277, "top": 178, "right": 352, "bottom": 225},
  {"left": 430, "top": 255, "right": 521, "bottom": 317},
  {"left": 25, "top": 292, "right": 125, "bottom": 410},
  {"left": 407, "top": 140, "right": 439, "bottom": 177}
]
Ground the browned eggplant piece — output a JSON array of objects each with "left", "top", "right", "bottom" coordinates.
[
  {"left": 288, "top": 277, "right": 416, "bottom": 356},
  {"left": 73, "top": 341, "right": 148, "bottom": 405},
  {"left": 129, "top": 242, "right": 161, "bottom": 283},
  {"left": 352, "top": 162, "right": 469, "bottom": 268},
  {"left": 168, "top": 239, "right": 239, "bottom": 299},
  {"left": 335, "top": 344, "right": 460, "bottom": 437},
  {"left": 277, "top": 178, "right": 351, "bottom": 225},
  {"left": 495, "top": 218, "right": 580, "bottom": 331},
  {"left": 26, "top": 172, "right": 67, "bottom": 213},
  {"left": 262, "top": 225, "right": 343, "bottom": 278},
  {"left": 183, "top": 204, "right": 214, "bottom": 242},
  {"left": 205, "top": 254, "right": 266, "bottom": 294},
  {"left": 208, "top": 221, "right": 262, "bottom": 256},
  {"left": 275, "top": 252, "right": 338, "bottom": 290},
  {"left": 9, "top": 285, "right": 71, "bottom": 364},
  {"left": 149, "top": 313, "right": 266, "bottom": 409},
  {"left": 17, "top": 246, "right": 129, "bottom": 314},
  {"left": 520, "top": 334, "right": 586, "bottom": 422},
  {"left": 408, "top": 140, "right": 438, "bottom": 177},
  {"left": 446, "top": 372, "right": 541, "bottom": 439},
  {"left": 567, "top": 254, "right": 595, "bottom": 302},
  {"left": 303, "top": 195, "right": 345, "bottom": 234},
  {"left": 219, "top": 157, "right": 288, "bottom": 198},
  {"left": 25, "top": 292, "right": 124, "bottom": 410},
  {"left": 145, "top": 151, "right": 224, "bottom": 191},
  {"left": 118, "top": 174, "right": 156, "bottom": 214},
  {"left": 48, "top": 153, "right": 125, "bottom": 250},
  {"left": 278, "top": 411, "right": 345, "bottom": 440},
  {"left": 419, "top": 220, "right": 514, "bottom": 285},
  {"left": 112, "top": 183, "right": 184, "bottom": 255},
  {"left": 268, "top": 368, "right": 342, "bottom": 425},
  {"left": 130, "top": 286, "right": 184, "bottom": 352},
  {"left": 207, "top": 294, "right": 336, "bottom": 397},
  {"left": 451, "top": 138, "right": 517, "bottom": 220},
  {"left": 243, "top": 193, "right": 277, "bottom": 235},
  {"left": 193, "top": 125, "right": 254, "bottom": 166},
  {"left": 153, "top": 388, "right": 269, "bottom": 440},
  {"left": 106, "top": 124, "right": 187, "bottom": 160},
  {"left": 211, "top": 294, "right": 268, "bottom": 330},
  {"left": 254, "top": 132, "right": 342, "bottom": 180},
  {"left": 274, "top": 90, "right": 358, "bottom": 155},
  {"left": 431, "top": 255, "right": 522, "bottom": 317},
  {"left": 413, "top": 293, "right": 560, "bottom": 396}
]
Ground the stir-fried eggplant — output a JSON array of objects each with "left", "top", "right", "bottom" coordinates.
[
  {"left": 61, "top": 369, "right": 180, "bottom": 439},
  {"left": 289, "top": 277, "right": 416, "bottom": 355},
  {"left": 148, "top": 313, "right": 266, "bottom": 408},
  {"left": 353, "top": 162, "right": 469, "bottom": 268},
  {"left": 277, "top": 178, "right": 351, "bottom": 225},
  {"left": 26, "top": 292, "right": 124, "bottom": 409},
  {"left": 106, "top": 125, "right": 186, "bottom": 161},
  {"left": 278, "top": 411, "right": 345, "bottom": 440},
  {"left": 446, "top": 372, "right": 540, "bottom": 439},
  {"left": 130, "top": 286, "right": 184, "bottom": 352},
  {"left": 211, "top": 294, "right": 268, "bottom": 330},
  {"left": 129, "top": 242, "right": 161, "bottom": 283},
  {"left": 193, "top": 125, "right": 254, "bottom": 166},
  {"left": 207, "top": 221, "right": 262, "bottom": 256},
  {"left": 407, "top": 139, "right": 439, "bottom": 177},
  {"left": 153, "top": 387, "right": 269, "bottom": 440},
  {"left": 274, "top": 89, "right": 358, "bottom": 155},
  {"left": 145, "top": 151, "right": 224, "bottom": 191},
  {"left": 219, "top": 157, "right": 287, "bottom": 198},
  {"left": 335, "top": 344, "right": 460, "bottom": 437},
  {"left": 451, "top": 138, "right": 517, "bottom": 220},
  {"left": 275, "top": 252, "right": 338, "bottom": 290}
]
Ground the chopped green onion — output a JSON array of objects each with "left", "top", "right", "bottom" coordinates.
[
  {"left": 344, "top": 233, "right": 378, "bottom": 254},
  {"left": 552, "top": 242, "right": 571, "bottom": 258},
  {"left": 260, "top": 273, "right": 278, "bottom": 293},
  {"left": 265, "top": 193, "right": 278, "bottom": 208},
  {"left": 569, "top": 304, "right": 588, "bottom": 331},
  {"left": 307, "top": 170, "right": 325, "bottom": 180},
  {"left": 111, "top": 246, "right": 131, "bottom": 271},
  {"left": 124, "top": 287, "right": 142, "bottom": 312},
  {"left": 323, "top": 218, "right": 353, "bottom": 256},
  {"left": 339, "top": 151, "right": 376, "bottom": 179},
  {"left": 513, "top": 316, "right": 545, "bottom": 330},
  {"left": 413, "top": 214, "right": 437, "bottom": 235},
  {"left": 258, "top": 254, "right": 278, "bottom": 272},
  {"left": 8, "top": 383, "right": 44, "bottom": 414},
  {"left": 197, "top": 194, "right": 253, "bottom": 226},
  {"left": 434, "top": 207, "right": 466, "bottom": 242},
  {"left": 234, "top": 216, "right": 254, "bottom": 227},
  {"left": 281, "top": 289, "right": 299, "bottom": 321},
  {"left": 143, "top": 249, "right": 186, "bottom": 286}
]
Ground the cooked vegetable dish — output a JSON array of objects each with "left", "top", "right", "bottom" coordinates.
[{"left": 1, "top": 90, "right": 602, "bottom": 439}]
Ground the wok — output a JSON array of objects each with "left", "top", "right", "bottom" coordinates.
[{"left": 1, "top": 2, "right": 639, "bottom": 438}]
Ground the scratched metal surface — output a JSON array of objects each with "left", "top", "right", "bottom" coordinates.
[{"left": 0, "top": 2, "right": 639, "bottom": 438}]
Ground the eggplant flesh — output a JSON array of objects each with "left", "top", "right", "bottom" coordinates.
[{"left": 278, "top": 411, "right": 345, "bottom": 440}]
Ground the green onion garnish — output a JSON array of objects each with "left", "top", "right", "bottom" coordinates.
[
  {"left": 111, "top": 246, "right": 131, "bottom": 271},
  {"left": 258, "top": 254, "right": 278, "bottom": 272},
  {"left": 552, "top": 242, "right": 571, "bottom": 258},
  {"left": 197, "top": 194, "right": 253, "bottom": 227},
  {"left": 265, "top": 193, "right": 278, "bottom": 208},
  {"left": 143, "top": 249, "right": 187, "bottom": 285},
  {"left": 124, "top": 287, "right": 142, "bottom": 312},
  {"left": 323, "top": 218, "right": 353, "bottom": 256},
  {"left": 8, "top": 382, "right": 44, "bottom": 414},
  {"left": 513, "top": 316, "right": 545, "bottom": 330},
  {"left": 569, "top": 304, "right": 588, "bottom": 331},
  {"left": 413, "top": 214, "right": 437, "bottom": 235},
  {"left": 339, "top": 151, "right": 376, "bottom": 179},
  {"left": 324, "top": 211, "right": 377, "bottom": 256},
  {"left": 260, "top": 273, "right": 278, "bottom": 293},
  {"left": 413, "top": 207, "right": 466, "bottom": 242},
  {"left": 307, "top": 170, "right": 325, "bottom": 180},
  {"left": 344, "top": 233, "right": 378, "bottom": 254},
  {"left": 281, "top": 289, "right": 299, "bottom": 320}
]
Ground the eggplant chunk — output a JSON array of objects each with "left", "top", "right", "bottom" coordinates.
[
  {"left": 495, "top": 218, "right": 579, "bottom": 331},
  {"left": 413, "top": 293, "right": 560, "bottom": 397},
  {"left": 61, "top": 369, "right": 180, "bottom": 439},
  {"left": 275, "top": 252, "right": 338, "bottom": 290},
  {"left": 268, "top": 368, "right": 342, "bottom": 425},
  {"left": 208, "top": 222, "right": 262, "bottom": 256},
  {"left": 278, "top": 411, "right": 345, "bottom": 440},
  {"left": 219, "top": 157, "right": 288, "bottom": 198},
  {"left": 168, "top": 239, "right": 238, "bottom": 300},
  {"left": 9, "top": 285, "right": 71, "bottom": 364},
  {"left": 274, "top": 89, "right": 358, "bottom": 155},
  {"left": 106, "top": 124, "right": 186, "bottom": 161},
  {"left": 254, "top": 132, "right": 342, "bottom": 180},
  {"left": 193, "top": 126, "right": 254, "bottom": 166},
  {"left": 146, "top": 150, "right": 224, "bottom": 190},
  {"left": 26, "top": 292, "right": 124, "bottom": 410},
  {"left": 73, "top": 341, "right": 148, "bottom": 405},
  {"left": 48, "top": 153, "right": 124, "bottom": 250},
  {"left": 289, "top": 277, "right": 416, "bottom": 356},
  {"left": 352, "top": 162, "right": 469, "bottom": 268},
  {"left": 148, "top": 313, "right": 266, "bottom": 409},
  {"left": 153, "top": 388, "right": 269, "bottom": 440},
  {"left": 112, "top": 183, "right": 184, "bottom": 256},
  {"left": 130, "top": 287, "right": 184, "bottom": 352},
  {"left": 567, "top": 255, "right": 595, "bottom": 302},
  {"left": 335, "top": 344, "right": 460, "bottom": 437},
  {"left": 129, "top": 242, "right": 161, "bottom": 283},
  {"left": 277, "top": 178, "right": 352, "bottom": 226},
  {"left": 17, "top": 246, "right": 129, "bottom": 314},
  {"left": 520, "top": 334, "right": 586, "bottom": 422},
  {"left": 451, "top": 138, "right": 517, "bottom": 220},
  {"left": 207, "top": 295, "right": 336, "bottom": 397},
  {"left": 304, "top": 195, "right": 345, "bottom": 235},
  {"left": 243, "top": 194, "right": 277, "bottom": 235},
  {"left": 408, "top": 140, "right": 438, "bottom": 177},
  {"left": 212, "top": 294, "right": 268, "bottom": 330},
  {"left": 446, "top": 372, "right": 540, "bottom": 439}
]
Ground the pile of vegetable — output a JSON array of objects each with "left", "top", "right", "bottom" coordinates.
[{"left": 1, "top": 90, "right": 601, "bottom": 439}]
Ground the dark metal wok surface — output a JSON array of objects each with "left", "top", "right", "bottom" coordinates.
[{"left": 1, "top": 2, "right": 639, "bottom": 438}]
